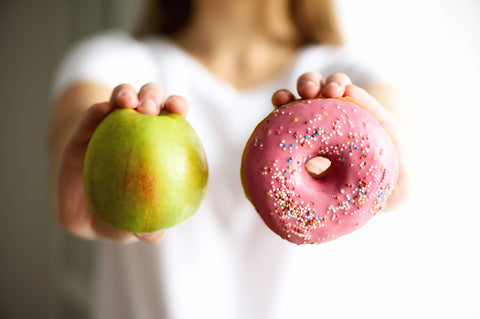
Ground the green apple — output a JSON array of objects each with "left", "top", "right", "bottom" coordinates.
[{"left": 83, "top": 108, "right": 208, "bottom": 233}]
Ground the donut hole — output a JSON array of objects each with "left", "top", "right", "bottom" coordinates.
[{"left": 305, "top": 156, "right": 332, "bottom": 179}]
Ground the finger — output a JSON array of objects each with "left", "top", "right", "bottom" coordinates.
[
  {"left": 90, "top": 214, "right": 140, "bottom": 243},
  {"left": 296, "top": 72, "right": 323, "bottom": 99},
  {"left": 71, "top": 102, "right": 115, "bottom": 146},
  {"left": 137, "top": 82, "right": 165, "bottom": 115},
  {"left": 344, "top": 84, "right": 394, "bottom": 124},
  {"left": 164, "top": 95, "right": 189, "bottom": 117},
  {"left": 271, "top": 89, "right": 296, "bottom": 108},
  {"left": 135, "top": 231, "right": 166, "bottom": 244},
  {"left": 305, "top": 156, "right": 332, "bottom": 179},
  {"left": 321, "top": 73, "right": 352, "bottom": 98},
  {"left": 111, "top": 83, "right": 138, "bottom": 109},
  {"left": 344, "top": 83, "right": 408, "bottom": 212},
  {"left": 326, "top": 72, "right": 353, "bottom": 86}
]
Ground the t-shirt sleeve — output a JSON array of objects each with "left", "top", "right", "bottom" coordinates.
[{"left": 50, "top": 30, "right": 158, "bottom": 101}]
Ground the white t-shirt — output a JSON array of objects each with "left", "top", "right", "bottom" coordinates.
[{"left": 53, "top": 30, "right": 386, "bottom": 319}]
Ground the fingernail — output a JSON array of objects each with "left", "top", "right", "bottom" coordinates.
[
  {"left": 322, "top": 81, "right": 340, "bottom": 95},
  {"left": 117, "top": 90, "right": 136, "bottom": 107},
  {"left": 140, "top": 99, "right": 158, "bottom": 114},
  {"left": 300, "top": 80, "right": 317, "bottom": 91},
  {"left": 118, "top": 90, "right": 130, "bottom": 97}
]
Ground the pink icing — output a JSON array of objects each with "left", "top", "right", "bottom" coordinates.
[{"left": 241, "top": 98, "right": 399, "bottom": 244}]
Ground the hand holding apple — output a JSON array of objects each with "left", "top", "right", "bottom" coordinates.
[
  {"left": 57, "top": 83, "right": 202, "bottom": 243},
  {"left": 83, "top": 107, "right": 208, "bottom": 233}
]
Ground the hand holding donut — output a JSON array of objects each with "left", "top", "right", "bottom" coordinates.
[
  {"left": 241, "top": 72, "right": 409, "bottom": 244},
  {"left": 272, "top": 72, "right": 408, "bottom": 212}
]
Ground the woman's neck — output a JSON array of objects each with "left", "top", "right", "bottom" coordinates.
[{"left": 172, "top": 0, "right": 300, "bottom": 89}]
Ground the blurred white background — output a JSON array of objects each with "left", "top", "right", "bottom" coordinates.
[{"left": 0, "top": 0, "right": 479, "bottom": 318}]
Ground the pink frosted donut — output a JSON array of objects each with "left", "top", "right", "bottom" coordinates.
[{"left": 241, "top": 98, "right": 399, "bottom": 244}]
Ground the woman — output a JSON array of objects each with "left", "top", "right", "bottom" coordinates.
[{"left": 48, "top": 0, "right": 409, "bottom": 317}]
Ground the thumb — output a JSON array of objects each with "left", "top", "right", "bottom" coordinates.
[{"left": 70, "top": 102, "right": 115, "bottom": 147}]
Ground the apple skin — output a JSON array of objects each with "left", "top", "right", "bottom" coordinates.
[{"left": 83, "top": 108, "right": 208, "bottom": 233}]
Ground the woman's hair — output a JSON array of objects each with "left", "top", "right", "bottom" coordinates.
[{"left": 135, "top": 0, "right": 343, "bottom": 46}]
